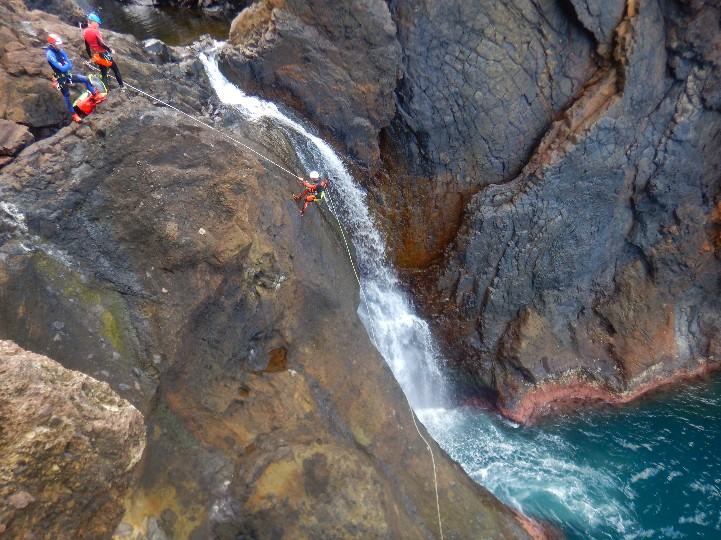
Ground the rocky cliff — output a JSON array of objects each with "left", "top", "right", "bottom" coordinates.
[
  {"left": 0, "top": 1, "right": 544, "bottom": 538},
  {"left": 220, "top": 0, "right": 721, "bottom": 420}
]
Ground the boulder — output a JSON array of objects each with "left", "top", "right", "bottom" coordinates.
[
  {"left": 219, "top": 0, "right": 402, "bottom": 168},
  {"left": 0, "top": 119, "right": 33, "bottom": 157},
  {"left": 0, "top": 340, "right": 145, "bottom": 538}
]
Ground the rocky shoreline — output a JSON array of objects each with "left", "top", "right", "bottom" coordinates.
[{"left": 501, "top": 359, "right": 721, "bottom": 425}]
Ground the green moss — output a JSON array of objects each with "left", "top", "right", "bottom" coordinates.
[
  {"left": 33, "top": 252, "right": 101, "bottom": 304},
  {"left": 352, "top": 424, "right": 372, "bottom": 447},
  {"left": 32, "top": 251, "right": 138, "bottom": 363},
  {"left": 101, "top": 310, "right": 123, "bottom": 353}
]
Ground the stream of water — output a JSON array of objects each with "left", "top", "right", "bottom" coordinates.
[{"left": 195, "top": 47, "right": 721, "bottom": 539}]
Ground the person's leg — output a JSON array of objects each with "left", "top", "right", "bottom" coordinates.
[
  {"left": 301, "top": 195, "right": 315, "bottom": 215},
  {"left": 99, "top": 64, "right": 109, "bottom": 87},
  {"left": 294, "top": 188, "right": 311, "bottom": 201},
  {"left": 60, "top": 84, "right": 74, "bottom": 114},
  {"left": 110, "top": 61, "right": 124, "bottom": 87},
  {"left": 73, "top": 73, "right": 96, "bottom": 94}
]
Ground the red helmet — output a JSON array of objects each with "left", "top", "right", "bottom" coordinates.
[{"left": 47, "top": 33, "right": 63, "bottom": 46}]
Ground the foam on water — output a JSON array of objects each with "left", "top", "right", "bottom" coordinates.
[{"left": 418, "top": 406, "right": 632, "bottom": 538}]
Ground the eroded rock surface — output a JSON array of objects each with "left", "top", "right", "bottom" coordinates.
[
  {"left": 218, "top": 0, "right": 721, "bottom": 419},
  {"left": 220, "top": 0, "right": 402, "bottom": 169},
  {"left": 428, "top": 0, "right": 721, "bottom": 415},
  {"left": 0, "top": 340, "right": 145, "bottom": 538},
  {"left": 0, "top": 1, "right": 541, "bottom": 538}
]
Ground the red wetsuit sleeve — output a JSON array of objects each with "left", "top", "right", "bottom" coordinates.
[
  {"left": 301, "top": 179, "right": 316, "bottom": 189},
  {"left": 84, "top": 27, "right": 111, "bottom": 53}
]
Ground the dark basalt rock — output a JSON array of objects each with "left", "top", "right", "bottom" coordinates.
[
  {"left": 427, "top": 0, "right": 721, "bottom": 413},
  {"left": 218, "top": 0, "right": 721, "bottom": 418},
  {"left": 0, "top": 1, "right": 542, "bottom": 537},
  {"left": 219, "top": 0, "right": 403, "bottom": 169}
]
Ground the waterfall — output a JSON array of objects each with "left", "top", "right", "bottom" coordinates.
[
  {"left": 201, "top": 51, "right": 721, "bottom": 540},
  {"left": 200, "top": 51, "right": 447, "bottom": 409}
]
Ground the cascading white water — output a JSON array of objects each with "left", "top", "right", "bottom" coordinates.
[
  {"left": 198, "top": 51, "right": 721, "bottom": 540},
  {"left": 200, "top": 51, "right": 447, "bottom": 409}
]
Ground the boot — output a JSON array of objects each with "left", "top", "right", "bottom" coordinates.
[{"left": 72, "top": 113, "right": 82, "bottom": 123}]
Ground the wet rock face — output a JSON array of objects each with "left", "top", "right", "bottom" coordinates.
[
  {"left": 379, "top": 0, "right": 600, "bottom": 266},
  {"left": 219, "top": 0, "right": 402, "bottom": 168},
  {"left": 218, "top": 0, "right": 721, "bottom": 415},
  {"left": 0, "top": 340, "right": 145, "bottom": 538},
  {"left": 431, "top": 0, "right": 721, "bottom": 412},
  {"left": 0, "top": 5, "right": 539, "bottom": 539}
]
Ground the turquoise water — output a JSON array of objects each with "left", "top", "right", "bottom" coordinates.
[{"left": 420, "top": 374, "right": 721, "bottom": 539}]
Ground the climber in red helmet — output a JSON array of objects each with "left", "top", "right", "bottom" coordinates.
[
  {"left": 293, "top": 171, "right": 330, "bottom": 216},
  {"left": 45, "top": 33, "right": 99, "bottom": 123}
]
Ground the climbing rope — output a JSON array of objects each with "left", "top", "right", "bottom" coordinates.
[
  {"left": 324, "top": 193, "right": 444, "bottom": 540},
  {"left": 86, "top": 70, "right": 445, "bottom": 539},
  {"left": 124, "top": 83, "right": 300, "bottom": 182},
  {"left": 83, "top": 62, "right": 299, "bottom": 182}
]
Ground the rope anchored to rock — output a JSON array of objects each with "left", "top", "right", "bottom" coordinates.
[
  {"left": 83, "top": 62, "right": 299, "bottom": 183},
  {"left": 88, "top": 71, "right": 445, "bottom": 540}
]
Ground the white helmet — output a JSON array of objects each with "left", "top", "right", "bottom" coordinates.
[{"left": 309, "top": 170, "right": 320, "bottom": 179}]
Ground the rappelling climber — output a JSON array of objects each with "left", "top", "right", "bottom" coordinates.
[
  {"left": 293, "top": 171, "right": 330, "bottom": 216},
  {"left": 45, "top": 33, "right": 99, "bottom": 123},
  {"left": 84, "top": 11, "right": 125, "bottom": 91}
]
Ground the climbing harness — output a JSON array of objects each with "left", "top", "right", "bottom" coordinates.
[
  {"left": 80, "top": 68, "right": 445, "bottom": 539},
  {"left": 92, "top": 51, "right": 113, "bottom": 67}
]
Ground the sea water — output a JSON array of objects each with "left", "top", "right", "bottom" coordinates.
[{"left": 420, "top": 374, "right": 721, "bottom": 539}]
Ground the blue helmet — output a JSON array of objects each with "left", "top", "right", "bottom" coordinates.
[{"left": 87, "top": 12, "right": 101, "bottom": 24}]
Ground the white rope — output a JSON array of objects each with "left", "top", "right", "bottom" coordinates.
[
  {"left": 325, "top": 192, "right": 444, "bottom": 540},
  {"left": 91, "top": 71, "right": 444, "bottom": 539},
  {"left": 83, "top": 62, "right": 299, "bottom": 182},
  {"left": 124, "top": 83, "right": 299, "bottom": 182}
]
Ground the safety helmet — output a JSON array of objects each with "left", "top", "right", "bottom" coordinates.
[
  {"left": 309, "top": 171, "right": 320, "bottom": 179},
  {"left": 47, "top": 33, "right": 63, "bottom": 46},
  {"left": 87, "top": 12, "right": 102, "bottom": 24}
]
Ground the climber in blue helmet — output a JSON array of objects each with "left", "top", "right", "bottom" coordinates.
[{"left": 84, "top": 11, "right": 125, "bottom": 91}]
